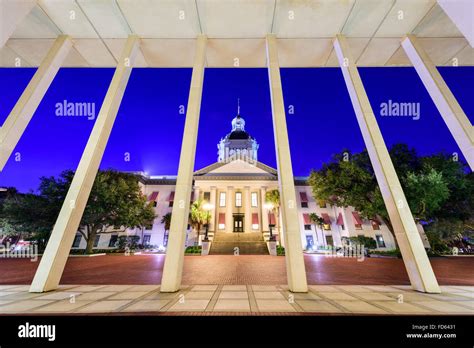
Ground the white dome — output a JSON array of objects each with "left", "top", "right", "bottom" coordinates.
[{"left": 231, "top": 116, "right": 245, "bottom": 132}]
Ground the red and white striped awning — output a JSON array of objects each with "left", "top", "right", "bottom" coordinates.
[
  {"left": 148, "top": 191, "right": 159, "bottom": 201},
  {"left": 167, "top": 191, "right": 175, "bottom": 201},
  {"left": 352, "top": 211, "right": 363, "bottom": 225},
  {"left": 303, "top": 213, "right": 311, "bottom": 224},
  {"left": 336, "top": 213, "right": 344, "bottom": 225},
  {"left": 321, "top": 213, "right": 331, "bottom": 225},
  {"left": 252, "top": 213, "right": 259, "bottom": 225},
  {"left": 268, "top": 213, "right": 276, "bottom": 225},
  {"left": 218, "top": 213, "right": 225, "bottom": 224},
  {"left": 299, "top": 192, "right": 308, "bottom": 202}
]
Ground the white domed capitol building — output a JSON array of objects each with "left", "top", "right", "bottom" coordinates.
[{"left": 71, "top": 110, "right": 430, "bottom": 254}]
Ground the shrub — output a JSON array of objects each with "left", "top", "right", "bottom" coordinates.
[
  {"left": 370, "top": 249, "right": 402, "bottom": 258},
  {"left": 276, "top": 245, "right": 285, "bottom": 256},
  {"left": 185, "top": 246, "right": 202, "bottom": 254},
  {"left": 348, "top": 236, "right": 377, "bottom": 250},
  {"left": 117, "top": 235, "right": 140, "bottom": 251}
]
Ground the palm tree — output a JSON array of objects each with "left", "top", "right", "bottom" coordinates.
[
  {"left": 265, "top": 189, "right": 280, "bottom": 242},
  {"left": 309, "top": 212, "right": 325, "bottom": 248},
  {"left": 189, "top": 199, "right": 210, "bottom": 246},
  {"left": 161, "top": 212, "right": 172, "bottom": 246}
]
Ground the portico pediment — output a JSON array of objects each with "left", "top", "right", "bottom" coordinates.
[{"left": 194, "top": 159, "right": 277, "bottom": 178}]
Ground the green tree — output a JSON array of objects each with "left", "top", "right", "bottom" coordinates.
[
  {"left": 161, "top": 212, "right": 172, "bottom": 245},
  {"left": 161, "top": 212, "right": 172, "bottom": 231},
  {"left": 1, "top": 170, "right": 156, "bottom": 254},
  {"left": 308, "top": 145, "right": 462, "bottom": 240},
  {"left": 265, "top": 189, "right": 280, "bottom": 241},
  {"left": 189, "top": 199, "right": 210, "bottom": 246}
]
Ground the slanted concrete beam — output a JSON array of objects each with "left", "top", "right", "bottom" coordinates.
[
  {"left": 402, "top": 34, "right": 474, "bottom": 170},
  {"left": 0, "top": 0, "right": 36, "bottom": 48},
  {"left": 438, "top": 0, "right": 474, "bottom": 47},
  {"left": 160, "top": 35, "right": 207, "bottom": 293},
  {"left": 29, "top": 35, "right": 140, "bottom": 293},
  {"left": 266, "top": 34, "right": 308, "bottom": 293},
  {"left": 334, "top": 34, "right": 440, "bottom": 293},
  {"left": 0, "top": 35, "right": 72, "bottom": 171}
]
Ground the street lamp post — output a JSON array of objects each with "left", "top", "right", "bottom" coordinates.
[
  {"left": 264, "top": 202, "right": 276, "bottom": 241},
  {"left": 203, "top": 202, "right": 214, "bottom": 242}
]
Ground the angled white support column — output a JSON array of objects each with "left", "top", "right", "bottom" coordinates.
[
  {"left": 266, "top": 34, "right": 308, "bottom": 293},
  {"left": 402, "top": 34, "right": 474, "bottom": 170},
  {"left": 160, "top": 35, "right": 207, "bottom": 293},
  {"left": 438, "top": 0, "right": 474, "bottom": 47},
  {"left": 0, "top": 0, "right": 36, "bottom": 48},
  {"left": 334, "top": 34, "right": 440, "bottom": 293},
  {"left": 0, "top": 35, "right": 72, "bottom": 171},
  {"left": 29, "top": 35, "right": 140, "bottom": 293}
]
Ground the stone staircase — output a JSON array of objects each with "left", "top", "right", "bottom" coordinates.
[{"left": 209, "top": 232, "right": 269, "bottom": 255}]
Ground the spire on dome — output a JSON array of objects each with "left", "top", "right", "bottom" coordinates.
[{"left": 237, "top": 98, "right": 240, "bottom": 116}]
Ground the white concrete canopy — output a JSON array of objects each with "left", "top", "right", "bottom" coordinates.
[
  {"left": 0, "top": 0, "right": 36, "bottom": 48},
  {"left": 438, "top": 0, "right": 474, "bottom": 47},
  {"left": 1, "top": 0, "right": 473, "bottom": 67},
  {"left": 334, "top": 34, "right": 441, "bottom": 293},
  {"left": 29, "top": 35, "right": 140, "bottom": 293}
]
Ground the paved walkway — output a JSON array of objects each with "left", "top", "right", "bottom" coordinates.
[
  {"left": 0, "top": 284, "right": 472, "bottom": 315},
  {"left": 0, "top": 255, "right": 473, "bottom": 286}
]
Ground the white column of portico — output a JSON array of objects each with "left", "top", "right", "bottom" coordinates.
[
  {"left": 266, "top": 34, "right": 308, "bottom": 293},
  {"left": 226, "top": 186, "right": 234, "bottom": 233},
  {"left": 160, "top": 35, "right": 207, "bottom": 293},
  {"left": 260, "top": 187, "right": 269, "bottom": 232},
  {"left": 0, "top": 35, "right": 72, "bottom": 171},
  {"left": 401, "top": 35, "right": 473, "bottom": 170},
  {"left": 29, "top": 35, "right": 140, "bottom": 293},
  {"left": 209, "top": 186, "right": 217, "bottom": 232},
  {"left": 334, "top": 34, "right": 440, "bottom": 293},
  {"left": 244, "top": 186, "right": 251, "bottom": 232}
]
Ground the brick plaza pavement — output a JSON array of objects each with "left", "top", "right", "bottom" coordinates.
[{"left": 0, "top": 254, "right": 472, "bottom": 286}]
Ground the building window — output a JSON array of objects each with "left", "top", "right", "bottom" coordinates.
[
  {"left": 304, "top": 224, "right": 311, "bottom": 230},
  {"left": 203, "top": 192, "right": 210, "bottom": 201},
  {"left": 251, "top": 192, "right": 258, "bottom": 207},
  {"left": 318, "top": 200, "right": 327, "bottom": 208},
  {"left": 143, "top": 235, "right": 151, "bottom": 245},
  {"left": 153, "top": 201, "right": 157, "bottom": 207},
  {"left": 93, "top": 234, "right": 101, "bottom": 247},
  {"left": 169, "top": 200, "right": 174, "bottom": 208},
  {"left": 301, "top": 201, "right": 308, "bottom": 208},
  {"left": 219, "top": 224, "right": 225, "bottom": 230},
  {"left": 219, "top": 192, "right": 226, "bottom": 207},
  {"left": 163, "top": 231, "right": 169, "bottom": 247},
  {"left": 372, "top": 221, "right": 380, "bottom": 230},
  {"left": 323, "top": 224, "right": 331, "bottom": 231},
  {"left": 326, "top": 235, "right": 333, "bottom": 246},
  {"left": 252, "top": 224, "right": 259, "bottom": 230},
  {"left": 235, "top": 192, "right": 242, "bottom": 207},
  {"left": 108, "top": 234, "right": 118, "bottom": 247},
  {"left": 72, "top": 235, "right": 82, "bottom": 248},
  {"left": 375, "top": 235, "right": 386, "bottom": 248},
  {"left": 355, "top": 223, "right": 362, "bottom": 230}
]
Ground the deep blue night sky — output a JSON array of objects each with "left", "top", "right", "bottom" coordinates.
[{"left": 0, "top": 67, "right": 472, "bottom": 193}]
